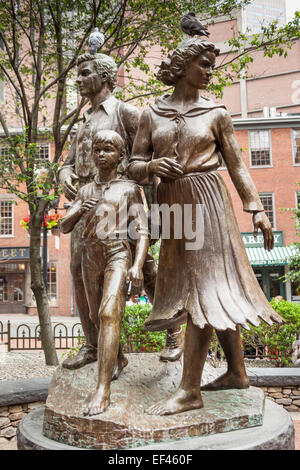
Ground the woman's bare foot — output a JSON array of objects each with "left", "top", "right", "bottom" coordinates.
[
  {"left": 201, "top": 371, "right": 250, "bottom": 391},
  {"left": 83, "top": 388, "right": 110, "bottom": 416},
  {"left": 146, "top": 388, "right": 203, "bottom": 416},
  {"left": 112, "top": 353, "right": 128, "bottom": 380}
]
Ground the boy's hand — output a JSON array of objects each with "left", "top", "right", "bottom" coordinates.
[
  {"left": 80, "top": 198, "right": 99, "bottom": 213},
  {"left": 126, "top": 265, "right": 144, "bottom": 294}
]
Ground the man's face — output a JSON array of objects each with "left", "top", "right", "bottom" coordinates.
[{"left": 76, "top": 61, "right": 104, "bottom": 98}]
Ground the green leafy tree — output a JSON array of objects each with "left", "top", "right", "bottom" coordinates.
[{"left": 0, "top": 0, "right": 299, "bottom": 365}]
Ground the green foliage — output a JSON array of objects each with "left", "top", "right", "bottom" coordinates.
[
  {"left": 241, "top": 299, "right": 300, "bottom": 367},
  {"left": 120, "top": 303, "right": 165, "bottom": 352},
  {"left": 62, "top": 335, "right": 86, "bottom": 358},
  {"left": 149, "top": 238, "right": 161, "bottom": 263},
  {"left": 282, "top": 183, "right": 300, "bottom": 284}
]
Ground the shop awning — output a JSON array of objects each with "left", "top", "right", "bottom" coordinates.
[{"left": 246, "top": 245, "right": 297, "bottom": 266}]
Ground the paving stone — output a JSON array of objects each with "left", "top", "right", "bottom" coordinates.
[
  {"left": 0, "top": 411, "right": 9, "bottom": 417},
  {"left": 0, "top": 417, "right": 10, "bottom": 429},
  {"left": 8, "top": 405, "right": 23, "bottom": 413},
  {"left": 11, "top": 420, "right": 21, "bottom": 428},
  {"left": 269, "top": 393, "right": 283, "bottom": 399},
  {"left": 276, "top": 398, "right": 292, "bottom": 405},
  {"left": 267, "top": 387, "right": 282, "bottom": 392},
  {"left": 28, "top": 401, "right": 45, "bottom": 410},
  {"left": 0, "top": 426, "right": 16, "bottom": 438},
  {"left": 9, "top": 412, "right": 26, "bottom": 421},
  {"left": 286, "top": 405, "right": 299, "bottom": 411}
]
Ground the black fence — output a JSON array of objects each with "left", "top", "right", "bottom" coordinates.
[{"left": 0, "top": 320, "right": 84, "bottom": 352}]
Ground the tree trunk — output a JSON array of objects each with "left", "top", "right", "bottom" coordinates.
[{"left": 30, "top": 211, "right": 58, "bottom": 366}]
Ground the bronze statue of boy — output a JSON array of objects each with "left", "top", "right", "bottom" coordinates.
[{"left": 60, "top": 130, "right": 149, "bottom": 415}]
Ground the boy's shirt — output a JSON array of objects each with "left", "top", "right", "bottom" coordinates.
[{"left": 65, "top": 177, "right": 149, "bottom": 243}]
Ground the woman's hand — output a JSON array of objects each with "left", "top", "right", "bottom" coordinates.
[
  {"left": 148, "top": 157, "right": 184, "bottom": 179},
  {"left": 126, "top": 265, "right": 144, "bottom": 294},
  {"left": 252, "top": 211, "right": 274, "bottom": 251}
]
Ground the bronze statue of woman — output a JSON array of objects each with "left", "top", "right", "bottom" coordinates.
[{"left": 129, "top": 37, "right": 282, "bottom": 416}]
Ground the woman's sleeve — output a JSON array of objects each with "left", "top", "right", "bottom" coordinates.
[
  {"left": 215, "top": 109, "right": 264, "bottom": 213},
  {"left": 128, "top": 109, "right": 154, "bottom": 185}
]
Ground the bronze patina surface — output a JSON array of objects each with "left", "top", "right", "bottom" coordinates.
[
  {"left": 43, "top": 354, "right": 264, "bottom": 450},
  {"left": 128, "top": 37, "right": 282, "bottom": 415}
]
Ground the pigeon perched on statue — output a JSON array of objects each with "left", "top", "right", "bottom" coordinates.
[
  {"left": 88, "top": 27, "right": 105, "bottom": 54},
  {"left": 180, "top": 12, "right": 209, "bottom": 37}
]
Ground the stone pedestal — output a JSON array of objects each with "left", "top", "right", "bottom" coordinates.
[{"left": 41, "top": 354, "right": 267, "bottom": 450}]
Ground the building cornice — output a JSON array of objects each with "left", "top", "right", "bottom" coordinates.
[{"left": 233, "top": 116, "right": 300, "bottom": 130}]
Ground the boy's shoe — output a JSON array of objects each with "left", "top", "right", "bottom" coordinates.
[
  {"left": 62, "top": 344, "right": 97, "bottom": 369},
  {"left": 159, "top": 326, "right": 185, "bottom": 362}
]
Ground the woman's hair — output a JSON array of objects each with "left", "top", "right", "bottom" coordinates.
[
  {"left": 156, "top": 38, "right": 220, "bottom": 86},
  {"left": 77, "top": 53, "right": 118, "bottom": 91}
]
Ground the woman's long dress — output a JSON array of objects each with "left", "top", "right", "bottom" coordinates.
[{"left": 129, "top": 96, "right": 283, "bottom": 332}]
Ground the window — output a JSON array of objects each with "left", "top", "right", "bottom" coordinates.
[
  {"left": 296, "top": 191, "right": 300, "bottom": 230},
  {"left": 292, "top": 130, "right": 300, "bottom": 165},
  {"left": 0, "top": 147, "right": 9, "bottom": 170},
  {"left": 35, "top": 144, "right": 50, "bottom": 169},
  {"left": 0, "top": 147, "right": 9, "bottom": 162},
  {"left": 47, "top": 262, "right": 57, "bottom": 303},
  {"left": 259, "top": 193, "right": 275, "bottom": 228},
  {"left": 0, "top": 200, "right": 13, "bottom": 236},
  {"left": 249, "top": 130, "right": 271, "bottom": 166}
]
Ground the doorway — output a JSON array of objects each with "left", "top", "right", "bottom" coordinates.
[
  {"left": 0, "top": 263, "right": 26, "bottom": 313},
  {"left": 253, "top": 266, "right": 285, "bottom": 301}
]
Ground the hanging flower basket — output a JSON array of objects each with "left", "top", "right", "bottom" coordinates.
[{"left": 20, "top": 213, "right": 62, "bottom": 235}]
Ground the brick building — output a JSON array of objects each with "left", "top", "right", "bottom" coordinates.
[
  {"left": 0, "top": 0, "right": 299, "bottom": 317},
  {"left": 207, "top": 1, "right": 300, "bottom": 301}
]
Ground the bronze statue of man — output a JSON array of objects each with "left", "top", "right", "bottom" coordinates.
[{"left": 58, "top": 52, "right": 183, "bottom": 370}]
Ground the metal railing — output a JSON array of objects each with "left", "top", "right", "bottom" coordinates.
[{"left": 0, "top": 320, "right": 84, "bottom": 351}]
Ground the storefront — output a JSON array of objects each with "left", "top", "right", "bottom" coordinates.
[
  {"left": 242, "top": 231, "right": 296, "bottom": 301},
  {"left": 0, "top": 247, "right": 30, "bottom": 313}
]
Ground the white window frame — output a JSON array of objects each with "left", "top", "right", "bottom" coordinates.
[
  {"left": 0, "top": 199, "right": 14, "bottom": 238},
  {"left": 47, "top": 261, "right": 58, "bottom": 305},
  {"left": 249, "top": 129, "right": 273, "bottom": 168},
  {"left": 292, "top": 129, "right": 300, "bottom": 166},
  {"left": 259, "top": 192, "right": 276, "bottom": 229},
  {"left": 34, "top": 143, "right": 51, "bottom": 171},
  {"left": 295, "top": 191, "right": 300, "bottom": 231}
]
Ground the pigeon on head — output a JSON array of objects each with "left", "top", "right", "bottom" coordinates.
[
  {"left": 88, "top": 27, "right": 105, "bottom": 54},
  {"left": 180, "top": 12, "right": 210, "bottom": 38}
]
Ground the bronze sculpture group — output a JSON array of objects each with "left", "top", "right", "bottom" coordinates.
[{"left": 59, "top": 27, "right": 282, "bottom": 417}]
